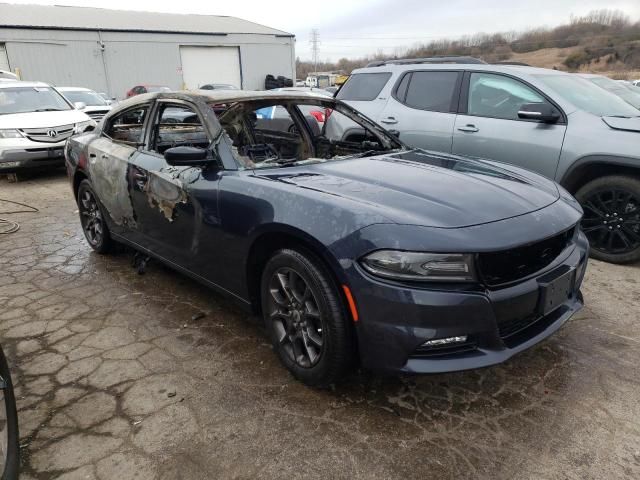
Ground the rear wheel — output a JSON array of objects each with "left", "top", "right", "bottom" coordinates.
[
  {"left": 77, "top": 179, "right": 113, "bottom": 254},
  {"left": 261, "top": 249, "right": 353, "bottom": 387},
  {"left": 0, "top": 346, "right": 19, "bottom": 480},
  {"left": 575, "top": 175, "right": 640, "bottom": 264}
]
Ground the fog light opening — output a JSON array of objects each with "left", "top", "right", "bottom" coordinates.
[{"left": 422, "top": 335, "right": 468, "bottom": 347}]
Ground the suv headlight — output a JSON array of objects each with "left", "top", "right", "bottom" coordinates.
[
  {"left": 360, "top": 250, "right": 476, "bottom": 282},
  {"left": 0, "top": 129, "right": 23, "bottom": 139},
  {"left": 74, "top": 120, "right": 96, "bottom": 134}
]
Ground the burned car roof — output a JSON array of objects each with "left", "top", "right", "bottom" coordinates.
[{"left": 111, "top": 90, "right": 336, "bottom": 112}]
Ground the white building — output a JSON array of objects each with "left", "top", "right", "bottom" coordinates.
[{"left": 0, "top": 4, "right": 296, "bottom": 97}]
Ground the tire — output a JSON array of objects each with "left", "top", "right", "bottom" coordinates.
[
  {"left": 575, "top": 175, "right": 640, "bottom": 264},
  {"left": 77, "top": 179, "right": 113, "bottom": 254},
  {"left": 0, "top": 346, "right": 19, "bottom": 480},
  {"left": 261, "top": 248, "right": 353, "bottom": 387}
]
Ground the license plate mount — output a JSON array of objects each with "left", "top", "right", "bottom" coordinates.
[{"left": 539, "top": 268, "right": 574, "bottom": 315}]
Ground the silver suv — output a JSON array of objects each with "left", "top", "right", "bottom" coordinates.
[{"left": 336, "top": 60, "right": 640, "bottom": 263}]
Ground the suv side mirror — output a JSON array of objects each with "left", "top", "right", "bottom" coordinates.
[
  {"left": 164, "top": 146, "right": 210, "bottom": 166},
  {"left": 518, "top": 103, "right": 560, "bottom": 123},
  {"left": 74, "top": 101, "right": 87, "bottom": 110}
]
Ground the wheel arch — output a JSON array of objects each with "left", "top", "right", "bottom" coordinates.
[
  {"left": 245, "top": 225, "right": 349, "bottom": 316},
  {"left": 72, "top": 169, "right": 89, "bottom": 200},
  {"left": 560, "top": 155, "right": 640, "bottom": 194}
]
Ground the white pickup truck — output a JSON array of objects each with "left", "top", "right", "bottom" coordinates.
[{"left": 0, "top": 81, "right": 95, "bottom": 174}]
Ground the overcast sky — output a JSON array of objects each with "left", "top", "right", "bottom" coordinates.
[{"left": 7, "top": 0, "right": 640, "bottom": 60}]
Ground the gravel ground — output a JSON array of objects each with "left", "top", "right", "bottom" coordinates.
[{"left": 0, "top": 170, "right": 639, "bottom": 480}]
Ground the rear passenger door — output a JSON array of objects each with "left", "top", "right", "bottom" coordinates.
[
  {"left": 451, "top": 72, "right": 566, "bottom": 178},
  {"left": 88, "top": 104, "right": 150, "bottom": 238},
  {"left": 376, "top": 70, "right": 462, "bottom": 152},
  {"left": 336, "top": 72, "right": 393, "bottom": 122}
]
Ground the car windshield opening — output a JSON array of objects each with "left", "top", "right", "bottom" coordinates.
[
  {"left": 216, "top": 100, "right": 402, "bottom": 169},
  {"left": 534, "top": 74, "right": 639, "bottom": 117},
  {"left": 0, "top": 86, "right": 72, "bottom": 115},
  {"left": 62, "top": 90, "right": 107, "bottom": 106}
]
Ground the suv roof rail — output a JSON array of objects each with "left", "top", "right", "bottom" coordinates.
[
  {"left": 492, "top": 61, "right": 531, "bottom": 66},
  {"left": 365, "top": 56, "right": 487, "bottom": 67}
]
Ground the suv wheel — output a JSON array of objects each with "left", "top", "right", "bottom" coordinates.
[
  {"left": 575, "top": 175, "right": 640, "bottom": 264},
  {"left": 261, "top": 248, "right": 353, "bottom": 387}
]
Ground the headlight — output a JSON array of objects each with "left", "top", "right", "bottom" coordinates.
[
  {"left": 360, "top": 250, "right": 476, "bottom": 282},
  {"left": 74, "top": 120, "right": 96, "bottom": 134},
  {"left": 0, "top": 129, "right": 23, "bottom": 138}
]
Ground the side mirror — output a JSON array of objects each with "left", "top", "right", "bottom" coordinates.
[
  {"left": 164, "top": 146, "right": 209, "bottom": 166},
  {"left": 518, "top": 103, "right": 560, "bottom": 123},
  {"left": 74, "top": 101, "right": 87, "bottom": 110},
  {"left": 82, "top": 124, "right": 95, "bottom": 133}
]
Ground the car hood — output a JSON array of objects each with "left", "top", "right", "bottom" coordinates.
[
  {"left": 602, "top": 116, "right": 640, "bottom": 133},
  {"left": 256, "top": 150, "right": 560, "bottom": 228},
  {"left": 83, "top": 105, "right": 111, "bottom": 113},
  {"left": 0, "top": 109, "right": 91, "bottom": 129}
]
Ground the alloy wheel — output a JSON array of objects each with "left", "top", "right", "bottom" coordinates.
[
  {"left": 79, "top": 189, "right": 104, "bottom": 247},
  {"left": 267, "top": 268, "right": 324, "bottom": 368},
  {"left": 581, "top": 188, "right": 640, "bottom": 254}
]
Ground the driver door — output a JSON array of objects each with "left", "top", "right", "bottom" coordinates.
[
  {"left": 451, "top": 72, "right": 566, "bottom": 179},
  {"left": 128, "top": 100, "right": 220, "bottom": 268}
]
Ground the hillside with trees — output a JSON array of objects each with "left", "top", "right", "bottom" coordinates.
[{"left": 296, "top": 9, "right": 640, "bottom": 80}]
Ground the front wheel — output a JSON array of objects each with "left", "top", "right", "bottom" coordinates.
[
  {"left": 261, "top": 249, "right": 353, "bottom": 387},
  {"left": 575, "top": 175, "right": 640, "bottom": 264},
  {"left": 0, "top": 346, "right": 19, "bottom": 480}
]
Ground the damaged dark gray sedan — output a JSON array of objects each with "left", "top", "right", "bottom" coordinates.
[{"left": 65, "top": 90, "right": 589, "bottom": 386}]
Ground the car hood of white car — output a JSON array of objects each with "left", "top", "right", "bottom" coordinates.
[{"left": 0, "top": 109, "right": 91, "bottom": 129}]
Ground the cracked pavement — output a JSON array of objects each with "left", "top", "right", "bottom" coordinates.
[{"left": 1, "top": 171, "right": 639, "bottom": 479}]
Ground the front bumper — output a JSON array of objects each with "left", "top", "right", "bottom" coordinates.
[
  {"left": 348, "top": 231, "right": 589, "bottom": 374},
  {"left": 0, "top": 141, "right": 66, "bottom": 173}
]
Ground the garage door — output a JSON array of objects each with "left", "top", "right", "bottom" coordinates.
[
  {"left": 179, "top": 46, "right": 241, "bottom": 90},
  {"left": 0, "top": 44, "right": 10, "bottom": 72}
]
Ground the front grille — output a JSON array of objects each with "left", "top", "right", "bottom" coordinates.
[
  {"left": 20, "top": 124, "right": 74, "bottom": 143},
  {"left": 478, "top": 227, "right": 575, "bottom": 286},
  {"left": 88, "top": 110, "right": 109, "bottom": 121},
  {"left": 410, "top": 339, "right": 478, "bottom": 358}
]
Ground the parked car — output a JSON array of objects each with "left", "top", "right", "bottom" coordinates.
[
  {"left": 98, "top": 92, "right": 117, "bottom": 105},
  {"left": 0, "top": 81, "right": 95, "bottom": 173},
  {"left": 0, "top": 344, "right": 19, "bottom": 480},
  {"left": 0, "top": 70, "right": 17, "bottom": 80},
  {"left": 126, "top": 85, "right": 171, "bottom": 98},
  {"left": 199, "top": 84, "right": 238, "bottom": 90},
  {"left": 633, "top": 80, "right": 640, "bottom": 87},
  {"left": 337, "top": 59, "right": 640, "bottom": 263},
  {"left": 58, "top": 87, "right": 113, "bottom": 122},
  {"left": 65, "top": 90, "right": 588, "bottom": 386},
  {"left": 577, "top": 73, "right": 640, "bottom": 110}
]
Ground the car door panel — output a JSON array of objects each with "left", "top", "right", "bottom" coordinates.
[
  {"left": 452, "top": 72, "right": 566, "bottom": 179},
  {"left": 126, "top": 100, "right": 222, "bottom": 274},
  {"left": 376, "top": 71, "right": 462, "bottom": 153},
  {"left": 381, "top": 96, "right": 457, "bottom": 151},
  {"left": 87, "top": 137, "right": 140, "bottom": 238},
  {"left": 452, "top": 115, "right": 566, "bottom": 178}
]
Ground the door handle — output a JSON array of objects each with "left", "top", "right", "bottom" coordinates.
[
  {"left": 89, "top": 153, "right": 96, "bottom": 158},
  {"left": 100, "top": 154, "right": 109, "bottom": 159},
  {"left": 380, "top": 116, "right": 398, "bottom": 125},
  {"left": 457, "top": 125, "right": 479, "bottom": 133}
]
